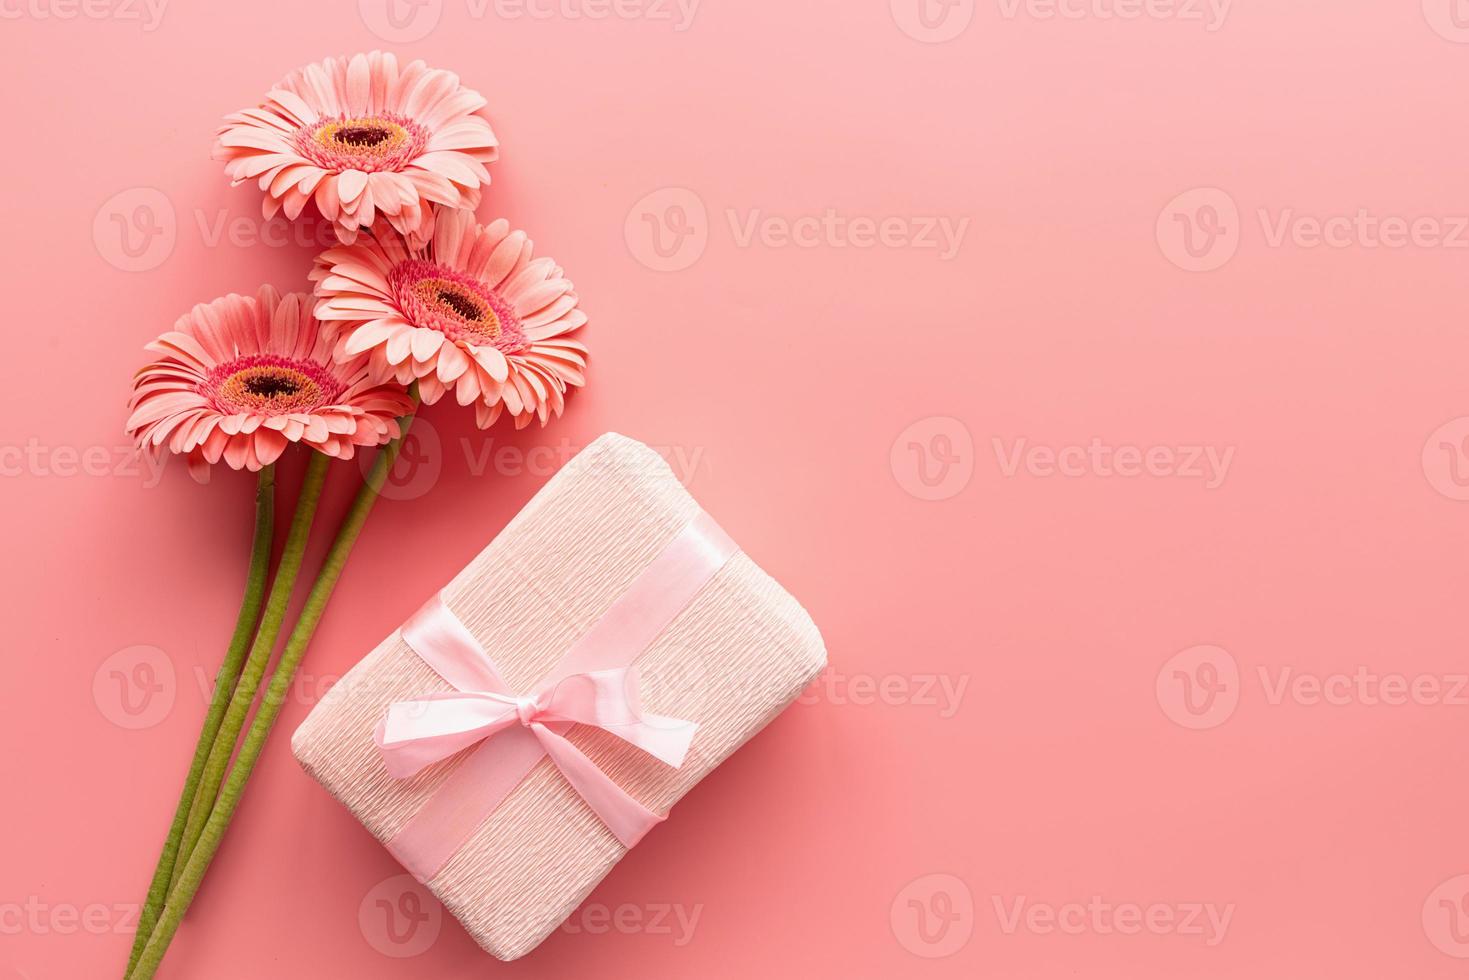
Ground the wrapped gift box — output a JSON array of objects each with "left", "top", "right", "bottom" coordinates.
[{"left": 291, "top": 432, "right": 826, "bottom": 959}]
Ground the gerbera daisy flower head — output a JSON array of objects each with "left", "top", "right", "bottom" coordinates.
[
  {"left": 213, "top": 51, "right": 498, "bottom": 247},
  {"left": 310, "top": 208, "right": 588, "bottom": 430},
  {"left": 127, "top": 286, "right": 415, "bottom": 481}
]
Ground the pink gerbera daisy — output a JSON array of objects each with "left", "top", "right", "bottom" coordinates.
[
  {"left": 213, "top": 51, "right": 498, "bottom": 247},
  {"left": 127, "top": 286, "right": 415, "bottom": 481},
  {"left": 310, "top": 208, "right": 588, "bottom": 429}
]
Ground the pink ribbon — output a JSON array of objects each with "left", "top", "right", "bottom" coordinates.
[
  {"left": 378, "top": 511, "right": 739, "bottom": 882},
  {"left": 376, "top": 666, "right": 698, "bottom": 780}
]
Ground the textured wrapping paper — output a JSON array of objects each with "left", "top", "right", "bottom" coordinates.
[{"left": 291, "top": 432, "right": 827, "bottom": 959}]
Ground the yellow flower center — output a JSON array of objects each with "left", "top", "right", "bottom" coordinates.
[
  {"left": 296, "top": 114, "right": 429, "bottom": 173},
  {"left": 315, "top": 117, "right": 408, "bottom": 152}
]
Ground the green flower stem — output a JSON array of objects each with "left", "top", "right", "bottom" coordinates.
[
  {"left": 127, "top": 408, "right": 417, "bottom": 980},
  {"left": 168, "top": 450, "right": 331, "bottom": 889},
  {"left": 123, "top": 465, "right": 276, "bottom": 976}
]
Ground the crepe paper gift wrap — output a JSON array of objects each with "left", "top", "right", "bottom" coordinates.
[{"left": 291, "top": 432, "right": 826, "bottom": 960}]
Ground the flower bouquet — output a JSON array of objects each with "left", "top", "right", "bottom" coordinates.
[{"left": 120, "top": 52, "right": 587, "bottom": 979}]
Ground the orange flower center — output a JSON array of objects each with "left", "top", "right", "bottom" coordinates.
[
  {"left": 413, "top": 278, "right": 504, "bottom": 343},
  {"left": 202, "top": 357, "right": 343, "bottom": 416},
  {"left": 387, "top": 260, "right": 529, "bottom": 354}
]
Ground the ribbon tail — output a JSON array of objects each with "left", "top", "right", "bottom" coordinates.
[
  {"left": 529, "top": 723, "right": 665, "bottom": 848},
  {"left": 602, "top": 715, "right": 699, "bottom": 768}
]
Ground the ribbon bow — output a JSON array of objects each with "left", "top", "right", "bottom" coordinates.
[
  {"left": 374, "top": 596, "right": 699, "bottom": 849},
  {"left": 372, "top": 511, "right": 739, "bottom": 880}
]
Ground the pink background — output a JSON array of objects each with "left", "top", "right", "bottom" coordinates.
[{"left": 4, "top": 1, "right": 1469, "bottom": 977}]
